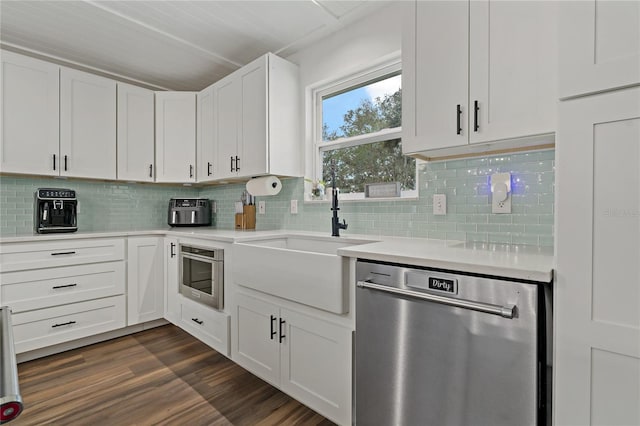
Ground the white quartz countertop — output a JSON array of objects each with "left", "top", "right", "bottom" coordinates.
[
  {"left": 0, "top": 229, "right": 553, "bottom": 282},
  {"left": 0, "top": 228, "right": 286, "bottom": 244},
  {"left": 337, "top": 238, "right": 554, "bottom": 282}
]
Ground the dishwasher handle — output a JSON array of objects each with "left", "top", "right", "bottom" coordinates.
[{"left": 357, "top": 281, "right": 515, "bottom": 319}]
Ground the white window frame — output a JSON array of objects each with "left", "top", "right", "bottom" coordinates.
[{"left": 312, "top": 57, "right": 418, "bottom": 201}]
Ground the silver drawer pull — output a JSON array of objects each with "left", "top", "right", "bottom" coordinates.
[
  {"left": 357, "top": 281, "right": 516, "bottom": 319},
  {"left": 51, "top": 320, "right": 76, "bottom": 328},
  {"left": 51, "top": 251, "right": 76, "bottom": 256},
  {"left": 52, "top": 283, "right": 77, "bottom": 290}
]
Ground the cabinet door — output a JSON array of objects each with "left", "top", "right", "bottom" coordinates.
[
  {"left": 60, "top": 67, "right": 116, "bottom": 179},
  {"left": 155, "top": 92, "right": 196, "bottom": 183},
  {"left": 280, "top": 308, "right": 352, "bottom": 426},
  {"left": 214, "top": 77, "right": 239, "bottom": 180},
  {"left": 402, "top": 0, "right": 469, "bottom": 153},
  {"left": 197, "top": 84, "right": 216, "bottom": 182},
  {"left": 469, "top": 0, "right": 557, "bottom": 144},
  {"left": 164, "top": 237, "right": 179, "bottom": 323},
  {"left": 559, "top": 1, "right": 640, "bottom": 99},
  {"left": 127, "top": 237, "right": 164, "bottom": 325},
  {"left": 238, "top": 56, "right": 268, "bottom": 177},
  {"left": 555, "top": 87, "right": 640, "bottom": 426},
  {"left": 117, "top": 83, "right": 154, "bottom": 182},
  {"left": 1, "top": 51, "right": 59, "bottom": 176},
  {"left": 233, "top": 293, "right": 280, "bottom": 385}
]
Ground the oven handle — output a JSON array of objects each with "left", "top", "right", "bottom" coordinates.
[
  {"left": 180, "top": 252, "right": 220, "bottom": 263},
  {"left": 356, "top": 281, "right": 515, "bottom": 319}
]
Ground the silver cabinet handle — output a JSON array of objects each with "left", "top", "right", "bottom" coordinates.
[{"left": 357, "top": 281, "right": 515, "bottom": 319}]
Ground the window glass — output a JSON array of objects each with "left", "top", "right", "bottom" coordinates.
[
  {"left": 322, "top": 73, "right": 401, "bottom": 141},
  {"left": 313, "top": 63, "right": 416, "bottom": 199},
  {"left": 322, "top": 139, "right": 416, "bottom": 193}
]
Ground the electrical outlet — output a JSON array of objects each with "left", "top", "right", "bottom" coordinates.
[
  {"left": 433, "top": 194, "right": 446, "bottom": 215},
  {"left": 211, "top": 201, "right": 217, "bottom": 214},
  {"left": 258, "top": 201, "right": 266, "bottom": 215},
  {"left": 491, "top": 173, "right": 512, "bottom": 214},
  {"left": 290, "top": 199, "right": 298, "bottom": 214}
]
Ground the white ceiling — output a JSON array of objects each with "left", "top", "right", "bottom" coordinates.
[{"left": 0, "top": 1, "right": 391, "bottom": 91}]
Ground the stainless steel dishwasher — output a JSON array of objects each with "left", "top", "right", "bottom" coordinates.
[{"left": 355, "top": 260, "right": 551, "bottom": 426}]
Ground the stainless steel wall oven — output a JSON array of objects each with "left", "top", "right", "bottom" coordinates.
[{"left": 179, "top": 244, "right": 224, "bottom": 310}]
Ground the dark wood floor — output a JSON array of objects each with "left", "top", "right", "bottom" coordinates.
[{"left": 13, "top": 325, "right": 335, "bottom": 426}]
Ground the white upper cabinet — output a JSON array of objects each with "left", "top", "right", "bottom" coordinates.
[
  {"left": 197, "top": 83, "right": 216, "bottom": 182},
  {"left": 155, "top": 92, "right": 196, "bottom": 183},
  {"left": 117, "top": 83, "right": 155, "bottom": 182},
  {"left": 559, "top": 1, "right": 640, "bottom": 99},
  {"left": 468, "top": 1, "right": 557, "bottom": 145},
  {"left": 214, "top": 53, "right": 301, "bottom": 180},
  {"left": 214, "top": 75, "right": 240, "bottom": 180},
  {"left": 1, "top": 51, "right": 60, "bottom": 176},
  {"left": 238, "top": 57, "right": 268, "bottom": 178},
  {"left": 403, "top": 1, "right": 557, "bottom": 158},
  {"left": 402, "top": 1, "right": 468, "bottom": 152},
  {"left": 60, "top": 67, "right": 116, "bottom": 179}
]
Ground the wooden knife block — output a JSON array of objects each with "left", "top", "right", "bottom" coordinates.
[{"left": 235, "top": 205, "right": 256, "bottom": 230}]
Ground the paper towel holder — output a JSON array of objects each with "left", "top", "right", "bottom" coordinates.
[{"left": 246, "top": 175, "right": 282, "bottom": 196}]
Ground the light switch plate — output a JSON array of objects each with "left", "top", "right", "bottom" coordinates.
[
  {"left": 433, "top": 194, "right": 446, "bottom": 215},
  {"left": 290, "top": 199, "right": 298, "bottom": 214},
  {"left": 258, "top": 201, "right": 266, "bottom": 215}
]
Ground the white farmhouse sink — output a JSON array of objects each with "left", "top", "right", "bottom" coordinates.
[{"left": 232, "top": 235, "right": 373, "bottom": 313}]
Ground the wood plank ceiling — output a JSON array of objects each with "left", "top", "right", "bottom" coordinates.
[{"left": 0, "top": 0, "right": 390, "bottom": 91}]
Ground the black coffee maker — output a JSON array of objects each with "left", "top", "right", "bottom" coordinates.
[{"left": 34, "top": 188, "right": 78, "bottom": 233}]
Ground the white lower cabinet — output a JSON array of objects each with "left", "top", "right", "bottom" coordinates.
[
  {"left": 127, "top": 237, "right": 164, "bottom": 325},
  {"left": 163, "top": 237, "right": 179, "bottom": 322},
  {"left": 1, "top": 262, "right": 125, "bottom": 312},
  {"left": 179, "top": 297, "right": 229, "bottom": 356},
  {"left": 0, "top": 237, "right": 125, "bottom": 272},
  {"left": 233, "top": 292, "right": 352, "bottom": 425},
  {"left": 11, "top": 295, "right": 126, "bottom": 353},
  {"left": 162, "top": 237, "right": 230, "bottom": 356},
  {"left": 234, "top": 292, "right": 280, "bottom": 382},
  {"left": 0, "top": 237, "right": 127, "bottom": 354}
]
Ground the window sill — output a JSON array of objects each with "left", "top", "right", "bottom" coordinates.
[{"left": 304, "top": 196, "right": 419, "bottom": 204}]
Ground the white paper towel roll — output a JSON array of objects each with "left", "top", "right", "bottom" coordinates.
[{"left": 246, "top": 176, "right": 282, "bottom": 196}]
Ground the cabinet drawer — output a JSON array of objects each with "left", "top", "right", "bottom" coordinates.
[
  {"left": 12, "top": 295, "right": 126, "bottom": 353},
  {"left": 1, "top": 261, "right": 125, "bottom": 312},
  {"left": 180, "top": 298, "right": 229, "bottom": 356},
  {"left": 0, "top": 238, "right": 125, "bottom": 272}
]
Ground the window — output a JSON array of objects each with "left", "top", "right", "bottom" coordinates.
[{"left": 313, "top": 60, "right": 416, "bottom": 200}]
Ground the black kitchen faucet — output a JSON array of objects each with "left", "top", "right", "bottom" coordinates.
[{"left": 330, "top": 160, "right": 348, "bottom": 237}]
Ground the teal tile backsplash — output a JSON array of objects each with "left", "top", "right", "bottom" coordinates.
[
  {"left": 0, "top": 175, "right": 198, "bottom": 235},
  {"left": 0, "top": 150, "right": 555, "bottom": 245}
]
